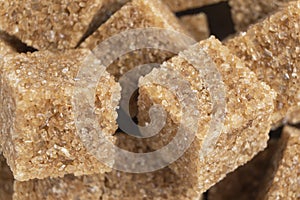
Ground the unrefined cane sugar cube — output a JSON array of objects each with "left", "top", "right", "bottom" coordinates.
[
  {"left": 226, "top": 1, "right": 300, "bottom": 127},
  {"left": 162, "top": 0, "right": 227, "bottom": 12},
  {"left": 13, "top": 133, "right": 202, "bottom": 200},
  {"left": 208, "top": 139, "right": 279, "bottom": 200},
  {"left": 0, "top": 0, "right": 128, "bottom": 50},
  {"left": 0, "top": 49, "right": 120, "bottom": 181},
  {"left": 229, "top": 0, "right": 293, "bottom": 31},
  {"left": 0, "top": 154, "right": 14, "bottom": 200},
  {"left": 138, "top": 37, "right": 276, "bottom": 193},
  {"left": 13, "top": 174, "right": 105, "bottom": 200},
  {"left": 81, "top": 0, "right": 190, "bottom": 80},
  {"left": 179, "top": 13, "right": 210, "bottom": 41},
  {"left": 260, "top": 126, "right": 300, "bottom": 199}
]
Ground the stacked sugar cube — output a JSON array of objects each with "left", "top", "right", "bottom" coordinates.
[{"left": 0, "top": 0, "right": 299, "bottom": 199}]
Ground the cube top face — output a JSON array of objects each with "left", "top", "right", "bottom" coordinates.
[
  {"left": 0, "top": 50, "right": 120, "bottom": 181},
  {"left": 0, "top": 0, "right": 109, "bottom": 50},
  {"left": 81, "top": 0, "right": 187, "bottom": 50},
  {"left": 226, "top": 1, "right": 300, "bottom": 127}
]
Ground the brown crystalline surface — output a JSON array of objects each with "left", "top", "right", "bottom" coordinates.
[
  {"left": 0, "top": 50, "right": 120, "bottom": 181},
  {"left": 229, "top": 0, "right": 293, "bottom": 31},
  {"left": 13, "top": 133, "right": 202, "bottom": 200},
  {"left": 208, "top": 139, "right": 279, "bottom": 200},
  {"left": 0, "top": 0, "right": 129, "bottom": 50},
  {"left": 13, "top": 174, "right": 105, "bottom": 200},
  {"left": 226, "top": 1, "right": 300, "bottom": 127},
  {"left": 261, "top": 126, "right": 300, "bottom": 199},
  {"left": 81, "top": 0, "right": 190, "bottom": 80},
  {"left": 102, "top": 133, "right": 203, "bottom": 200},
  {"left": 138, "top": 37, "right": 276, "bottom": 193},
  {"left": 0, "top": 154, "right": 14, "bottom": 200},
  {"left": 179, "top": 13, "right": 210, "bottom": 41},
  {"left": 162, "top": 0, "right": 226, "bottom": 12}
]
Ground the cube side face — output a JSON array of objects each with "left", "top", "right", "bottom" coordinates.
[
  {"left": 162, "top": 0, "right": 226, "bottom": 12},
  {"left": 138, "top": 37, "right": 275, "bottom": 193},
  {"left": 264, "top": 126, "right": 300, "bottom": 199},
  {"left": 14, "top": 174, "right": 105, "bottom": 200},
  {"left": 0, "top": 0, "right": 109, "bottom": 50},
  {"left": 229, "top": 0, "right": 292, "bottom": 31},
  {"left": 0, "top": 50, "right": 120, "bottom": 181},
  {"left": 226, "top": 2, "right": 300, "bottom": 127},
  {"left": 208, "top": 139, "right": 279, "bottom": 200},
  {"left": 179, "top": 13, "right": 210, "bottom": 41}
]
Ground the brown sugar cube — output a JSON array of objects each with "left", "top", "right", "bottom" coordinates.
[
  {"left": 260, "top": 126, "right": 300, "bottom": 199},
  {"left": 229, "top": 0, "right": 292, "bottom": 31},
  {"left": 138, "top": 37, "right": 276, "bottom": 193},
  {"left": 0, "top": 0, "right": 129, "bottom": 50},
  {"left": 0, "top": 50, "right": 121, "bottom": 181},
  {"left": 226, "top": 1, "right": 300, "bottom": 128},
  {"left": 162, "top": 0, "right": 226, "bottom": 12},
  {"left": 81, "top": 0, "right": 190, "bottom": 80},
  {"left": 179, "top": 13, "right": 210, "bottom": 41},
  {"left": 103, "top": 133, "right": 203, "bottom": 200},
  {"left": 13, "top": 174, "right": 105, "bottom": 200},
  {"left": 208, "top": 139, "right": 279, "bottom": 200},
  {"left": 14, "top": 133, "right": 202, "bottom": 200},
  {"left": 0, "top": 154, "right": 14, "bottom": 200}
]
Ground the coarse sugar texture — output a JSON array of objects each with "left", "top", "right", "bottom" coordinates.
[
  {"left": 13, "top": 174, "right": 105, "bottom": 200},
  {"left": 100, "top": 133, "right": 203, "bottom": 200},
  {"left": 261, "top": 126, "right": 300, "bottom": 199},
  {"left": 138, "top": 36, "right": 276, "bottom": 193},
  {"left": 226, "top": 1, "right": 300, "bottom": 128},
  {"left": 81, "top": 0, "right": 190, "bottom": 80},
  {"left": 229, "top": 0, "right": 292, "bottom": 31},
  {"left": 0, "top": 49, "right": 121, "bottom": 181},
  {"left": 208, "top": 139, "right": 279, "bottom": 200},
  {"left": 0, "top": 154, "right": 14, "bottom": 200},
  {"left": 13, "top": 133, "right": 202, "bottom": 200},
  {"left": 179, "top": 13, "right": 210, "bottom": 41},
  {"left": 162, "top": 0, "right": 227, "bottom": 12},
  {"left": 0, "top": 0, "right": 128, "bottom": 50}
]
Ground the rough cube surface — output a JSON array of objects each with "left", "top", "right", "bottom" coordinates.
[
  {"left": 138, "top": 37, "right": 275, "bottom": 193},
  {"left": 0, "top": 0, "right": 128, "bottom": 50},
  {"left": 13, "top": 133, "right": 202, "bottom": 200},
  {"left": 229, "top": 0, "right": 292, "bottom": 31},
  {"left": 162, "top": 0, "right": 226, "bottom": 12},
  {"left": 81, "top": 0, "right": 189, "bottom": 80},
  {"left": 0, "top": 50, "right": 120, "bottom": 181},
  {"left": 208, "top": 139, "right": 279, "bottom": 200},
  {"left": 226, "top": 1, "right": 300, "bottom": 127},
  {"left": 179, "top": 13, "right": 210, "bottom": 41},
  {"left": 14, "top": 174, "right": 105, "bottom": 200},
  {"left": 262, "top": 126, "right": 300, "bottom": 199}
]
